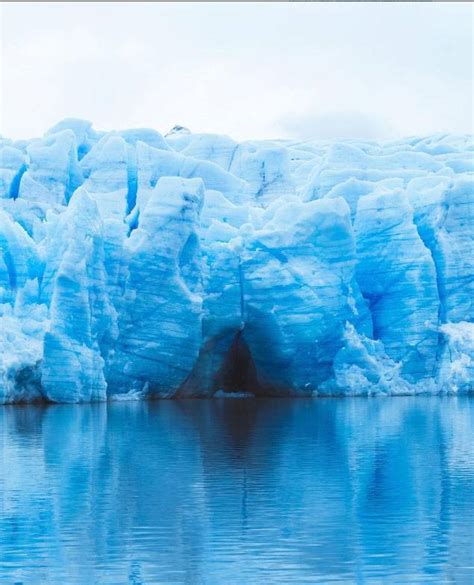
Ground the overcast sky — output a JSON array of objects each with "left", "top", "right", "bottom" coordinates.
[{"left": 0, "top": 2, "right": 472, "bottom": 142}]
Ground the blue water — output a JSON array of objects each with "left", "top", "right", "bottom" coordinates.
[{"left": 0, "top": 397, "right": 473, "bottom": 584}]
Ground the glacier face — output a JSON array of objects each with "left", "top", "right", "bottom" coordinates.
[{"left": 0, "top": 120, "right": 472, "bottom": 402}]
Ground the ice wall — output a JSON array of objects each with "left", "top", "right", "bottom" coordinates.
[{"left": 0, "top": 121, "right": 472, "bottom": 402}]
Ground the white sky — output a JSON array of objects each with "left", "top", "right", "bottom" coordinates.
[{"left": 0, "top": 2, "right": 472, "bottom": 142}]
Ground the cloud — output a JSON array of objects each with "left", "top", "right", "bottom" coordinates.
[
  {"left": 275, "top": 110, "right": 395, "bottom": 141},
  {"left": 1, "top": 3, "right": 472, "bottom": 141}
]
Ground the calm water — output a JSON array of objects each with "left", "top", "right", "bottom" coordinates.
[{"left": 0, "top": 397, "right": 473, "bottom": 585}]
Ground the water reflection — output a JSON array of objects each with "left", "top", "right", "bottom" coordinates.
[{"left": 0, "top": 397, "right": 473, "bottom": 584}]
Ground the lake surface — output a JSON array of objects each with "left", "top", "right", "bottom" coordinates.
[{"left": 0, "top": 397, "right": 473, "bottom": 584}]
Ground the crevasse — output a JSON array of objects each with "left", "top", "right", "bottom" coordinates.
[{"left": 0, "top": 120, "right": 472, "bottom": 402}]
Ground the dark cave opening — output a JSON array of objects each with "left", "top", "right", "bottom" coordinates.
[{"left": 213, "top": 331, "right": 262, "bottom": 396}]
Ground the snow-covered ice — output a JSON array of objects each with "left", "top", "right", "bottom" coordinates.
[{"left": 0, "top": 120, "right": 472, "bottom": 402}]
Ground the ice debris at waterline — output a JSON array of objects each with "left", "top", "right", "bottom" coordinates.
[{"left": 0, "top": 120, "right": 472, "bottom": 402}]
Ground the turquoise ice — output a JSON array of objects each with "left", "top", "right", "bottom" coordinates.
[{"left": 0, "top": 121, "right": 472, "bottom": 402}]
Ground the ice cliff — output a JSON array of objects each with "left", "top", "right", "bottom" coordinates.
[{"left": 0, "top": 120, "right": 472, "bottom": 402}]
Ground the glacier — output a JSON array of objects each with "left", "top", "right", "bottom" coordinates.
[{"left": 0, "top": 120, "right": 472, "bottom": 403}]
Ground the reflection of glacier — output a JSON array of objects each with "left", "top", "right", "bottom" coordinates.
[
  {"left": 0, "top": 119, "right": 472, "bottom": 401},
  {"left": 0, "top": 398, "right": 472, "bottom": 583}
]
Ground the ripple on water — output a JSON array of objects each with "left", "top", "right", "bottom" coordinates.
[{"left": 0, "top": 396, "right": 473, "bottom": 584}]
